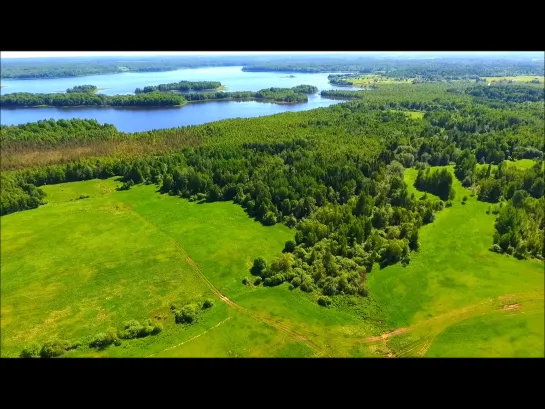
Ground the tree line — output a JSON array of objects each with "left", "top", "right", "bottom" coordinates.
[
  {"left": 0, "top": 85, "right": 319, "bottom": 108},
  {"left": 0, "top": 92, "right": 186, "bottom": 107},
  {"left": 135, "top": 81, "right": 222, "bottom": 94}
]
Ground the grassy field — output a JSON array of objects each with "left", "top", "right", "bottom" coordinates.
[
  {"left": 1, "top": 164, "right": 543, "bottom": 357},
  {"left": 0, "top": 178, "right": 308, "bottom": 357},
  {"left": 335, "top": 74, "right": 413, "bottom": 88},
  {"left": 390, "top": 110, "right": 424, "bottom": 120},
  {"left": 366, "top": 165, "right": 544, "bottom": 357},
  {"left": 483, "top": 76, "right": 544, "bottom": 84}
]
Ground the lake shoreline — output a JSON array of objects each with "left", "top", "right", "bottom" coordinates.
[
  {"left": 0, "top": 96, "right": 311, "bottom": 109},
  {"left": 0, "top": 66, "right": 354, "bottom": 132}
]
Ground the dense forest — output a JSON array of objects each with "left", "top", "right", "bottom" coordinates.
[
  {"left": 2, "top": 80, "right": 543, "bottom": 297},
  {"left": 242, "top": 59, "right": 544, "bottom": 79},
  {"left": 0, "top": 85, "right": 318, "bottom": 108},
  {"left": 135, "top": 81, "right": 222, "bottom": 94},
  {"left": 66, "top": 85, "right": 98, "bottom": 93},
  {"left": 0, "top": 56, "right": 253, "bottom": 79},
  {"left": 3, "top": 55, "right": 542, "bottom": 80}
]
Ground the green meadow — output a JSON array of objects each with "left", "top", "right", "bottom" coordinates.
[
  {"left": 1, "top": 165, "right": 543, "bottom": 357},
  {"left": 366, "top": 166, "right": 544, "bottom": 357}
]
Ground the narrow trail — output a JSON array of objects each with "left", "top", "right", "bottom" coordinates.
[
  {"left": 146, "top": 317, "right": 232, "bottom": 357},
  {"left": 125, "top": 205, "right": 324, "bottom": 356}
]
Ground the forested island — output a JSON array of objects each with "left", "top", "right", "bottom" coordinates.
[
  {"left": 0, "top": 85, "right": 319, "bottom": 108},
  {"left": 135, "top": 81, "right": 223, "bottom": 94},
  {"left": 66, "top": 85, "right": 98, "bottom": 93}
]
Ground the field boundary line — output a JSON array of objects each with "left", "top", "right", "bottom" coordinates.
[{"left": 146, "top": 317, "right": 232, "bottom": 357}]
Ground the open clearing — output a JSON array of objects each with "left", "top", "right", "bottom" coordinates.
[
  {"left": 1, "top": 165, "right": 543, "bottom": 357},
  {"left": 366, "top": 165, "right": 544, "bottom": 357},
  {"left": 483, "top": 76, "right": 544, "bottom": 84}
]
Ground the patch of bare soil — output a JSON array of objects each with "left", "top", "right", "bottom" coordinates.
[{"left": 500, "top": 304, "right": 521, "bottom": 311}]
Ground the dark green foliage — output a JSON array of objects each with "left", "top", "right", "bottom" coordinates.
[
  {"left": 415, "top": 168, "right": 455, "bottom": 200},
  {"left": 0, "top": 92, "right": 186, "bottom": 107},
  {"left": 1, "top": 174, "right": 47, "bottom": 215},
  {"left": 317, "top": 296, "right": 332, "bottom": 307},
  {"left": 135, "top": 81, "right": 222, "bottom": 94},
  {"left": 290, "top": 85, "right": 318, "bottom": 94},
  {"left": 202, "top": 299, "right": 214, "bottom": 309},
  {"left": 39, "top": 341, "right": 67, "bottom": 358},
  {"left": 251, "top": 257, "right": 267, "bottom": 276},
  {"left": 66, "top": 85, "right": 98, "bottom": 93},
  {"left": 19, "top": 343, "right": 40, "bottom": 358},
  {"left": 89, "top": 331, "right": 117, "bottom": 349},
  {"left": 466, "top": 84, "right": 544, "bottom": 103},
  {"left": 283, "top": 240, "right": 296, "bottom": 253},
  {"left": 175, "top": 304, "right": 198, "bottom": 324},
  {"left": 117, "top": 180, "right": 134, "bottom": 191},
  {"left": 151, "top": 323, "right": 163, "bottom": 335},
  {"left": 118, "top": 320, "right": 144, "bottom": 339}
]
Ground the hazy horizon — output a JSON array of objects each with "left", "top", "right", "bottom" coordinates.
[{"left": 2, "top": 51, "right": 543, "bottom": 60}]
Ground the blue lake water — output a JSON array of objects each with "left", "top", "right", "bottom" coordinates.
[{"left": 0, "top": 66, "right": 355, "bottom": 132}]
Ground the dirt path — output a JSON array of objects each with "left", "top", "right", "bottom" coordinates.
[
  {"left": 126, "top": 206, "right": 324, "bottom": 356},
  {"left": 362, "top": 292, "right": 543, "bottom": 357}
]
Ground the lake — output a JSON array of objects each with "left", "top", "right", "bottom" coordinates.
[{"left": 0, "top": 66, "right": 354, "bottom": 132}]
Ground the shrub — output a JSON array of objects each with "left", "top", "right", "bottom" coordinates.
[
  {"left": 445, "top": 200, "right": 453, "bottom": 207},
  {"left": 490, "top": 244, "right": 502, "bottom": 253},
  {"left": 202, "top": 298, "right": 214, "bottom": 309},
  {"left": 117, "top": 180, "right": 134, "bottom": 191},
  {"left": 262, "top": 211, "right": 277, "bottom": 225},
  {"left": 300, "top": 277, "right": 314, "bottom": 293},
  {"left": 292, "top": 276, "right": 302, "bottom": 288},
  {"left": 242, "top": 277, "right": 249, "bottom": 285},
  {"left": 152, "top": 323, "right": 163, "bottom": 335},
  {"left": 40, "top": 341, "right": 66, "bottom": 358},
  {"left": 138, "top": 320, "right": 155, "bottom": 337},
  {"left": 253, "top": 277, "right": 262, "bottom": 286},
  {"left": 89, "top": 333, "right": 111, "bottom": 349},
  {"left": 283, "top": 240, "right": 296, "bottom": 253},
  {"left": 175, "top": 304, "right": 198, "bottom": 324},
  {"left": 269, "top": 274, "right": 285, "bottom": 286},
  {"left": 20, "top": 343, "right": 40, "bottom": 358},
  {"left": 251, "top": 257, "right": 267, "bottom": 276},
  {"left": 118, "top": 320, "right": 143, "bottom": 339},
  {"left": 65, "top": 339, "right": 82, "bottom": 350},
  {"left": 462, "top": 195, "right": 468, "bottom": 202},
  {"left": 317, "top": 296, "right": 332, "bottom": 307}
]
